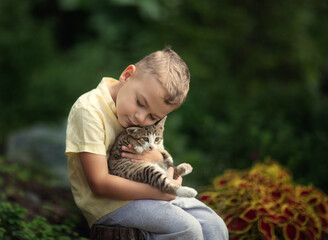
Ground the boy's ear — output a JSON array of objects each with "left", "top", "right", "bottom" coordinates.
[
  {"left": 119, "top": 65, "right": 136, "bottom": 83},
  {"left": 156, "top": 116, "right": 167, "bottom": 130}
]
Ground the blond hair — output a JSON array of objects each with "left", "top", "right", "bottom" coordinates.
[{"left": 135, "top": 47, "right": 190, "bottom": 106}]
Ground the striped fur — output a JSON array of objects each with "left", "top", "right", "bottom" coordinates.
[{"left": 108, "top": 117, "right": 197, "bottom": 198}]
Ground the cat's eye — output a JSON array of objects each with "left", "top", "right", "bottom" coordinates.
[
  {"left": 142, "top": 137, "right": 149, "bottom": 142},
  {"left": 155, "top": 137, "right": 160, "bottom": 142}
]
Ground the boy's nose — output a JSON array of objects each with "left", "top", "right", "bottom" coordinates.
[{"left": 135, "top": 111, "right": 147, "bottom": 124}]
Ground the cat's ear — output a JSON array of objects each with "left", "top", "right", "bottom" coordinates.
[
  {"left": 156, "top": 116, "right": 167, "bottom": 130},
  {"left": 126, "top": 127, "right": 141, "bottom": 135}
]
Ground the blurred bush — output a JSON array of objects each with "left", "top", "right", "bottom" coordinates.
[
  {"left": 0, "top": 202, "right": 87, "bottom": 240},
  {"left": 199, "top": 160, "right": 328, "bottom": 239},
  {"left": 1, "top": 0, "right": 328, "bottom": 191},
  {"left": 0, "top": 155, "right": 89, "bottom": 238}
]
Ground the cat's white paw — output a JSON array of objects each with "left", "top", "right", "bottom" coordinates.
[
  {"left": 179, "top": 163, "right": 193, "bottom": 175},
  {"left": 176, "top": 186, "right": 198, "bottom": 198},
  {"left": 134, "top": 146, "right": 144, "bottom": 153}
]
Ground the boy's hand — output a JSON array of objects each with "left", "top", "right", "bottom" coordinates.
[
  {"left": 122, "top": 144, "right": 163, "bottom": 163},
  {"left": 167, "top": 167, "right": 182, "bottom": 186}
]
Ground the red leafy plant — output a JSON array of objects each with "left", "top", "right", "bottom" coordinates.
[{"left": 199, "top": 159, "right": 328, "bottom": 240}]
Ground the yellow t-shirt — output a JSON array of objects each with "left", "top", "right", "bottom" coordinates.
[{"left": 65, "top": 77, "right": 130, "bottom": 227}]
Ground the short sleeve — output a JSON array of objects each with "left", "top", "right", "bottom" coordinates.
[{"left": 66, "top": 105, "right": 107, "bottom": 156}]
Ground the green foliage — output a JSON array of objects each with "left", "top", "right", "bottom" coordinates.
[
  {"left": 0, "top": 156, "right": 88, "bottom": 239},
  {"left": 0, "top": 202, "right": 87, "bottom": 240},
  {"left": 0, "top": 0, "right": 328, "bottom": 193},
  {"left": 0, "top": 156, "right": 52, "bottom": 187}
]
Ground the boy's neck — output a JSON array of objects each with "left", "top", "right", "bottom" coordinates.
[{"left": 108, "top": 81, "right": 121, "bottom": 104}]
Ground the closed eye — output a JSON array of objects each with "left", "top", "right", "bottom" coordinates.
[
  {"left": 137, "top": 99, "right": 144, "bottom": 107},
  {"left": 137, "top": 97, "right": 158, "bottom": 122}
]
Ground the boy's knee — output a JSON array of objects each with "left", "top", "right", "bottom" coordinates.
[
  {"left": 182, "top": 218, "right": 203, "bottom": 239},
  {"left": 218, "top": 217, "right": 229, "bottom": 239},
  {"left": 209, "top": 214, "right": 229, "bottom": 240}
]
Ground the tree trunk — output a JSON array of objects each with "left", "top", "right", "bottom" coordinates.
[{"left": 90, "top": 225, "right": 145, "bottom": 240}]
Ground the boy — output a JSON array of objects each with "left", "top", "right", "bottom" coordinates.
[{"left": 66, "top": 48, "right": 228, "bottom": 240}]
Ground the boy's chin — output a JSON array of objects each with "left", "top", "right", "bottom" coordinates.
[
  {"left": 120, "top": 119, "right": 134, "bottom": 128},
  {"left": 117, "top": 118, "right": 128, "bottom": 128}
]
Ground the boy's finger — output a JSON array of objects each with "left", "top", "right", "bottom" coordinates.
[
  {"left": 122, "top": 152, "right": 135, "bottom": 158},
  {"left": 122, "top": 152, "right": 144, "bottom": 160},
  {"left": 176, "top": 176, "right": 183, "bottom": 185},
  {"left": 167, "top": 167, "right": 174, "bottom": 178},
  {"left": 122, "top": 146, "right": 137, "bottom": 153},
  {"left": 131, "top": 158, "right": 144, "bottom": 162}
]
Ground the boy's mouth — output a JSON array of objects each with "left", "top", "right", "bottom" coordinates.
[{"left": 127, "top": 118, "right": 137, "bottom": 126}]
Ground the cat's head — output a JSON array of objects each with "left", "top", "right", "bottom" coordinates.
[{"left": 126, "top": 116, "right": 166, "bottom": 151}]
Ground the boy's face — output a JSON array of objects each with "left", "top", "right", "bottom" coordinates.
[{"left": 115, "top": 66, "right": 176, "bottom": 128}]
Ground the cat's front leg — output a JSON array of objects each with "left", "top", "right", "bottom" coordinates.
[{"left": 161, "top": 150, "right": 173, "bottom": 163}]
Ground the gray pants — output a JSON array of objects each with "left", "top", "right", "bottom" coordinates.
[{"left": 95, "top": 197, "right": 229, "bottom": 240}]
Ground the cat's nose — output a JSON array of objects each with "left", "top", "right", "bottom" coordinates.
[{"left": 149, "top": 145, "right": 154, "bottom": 151}]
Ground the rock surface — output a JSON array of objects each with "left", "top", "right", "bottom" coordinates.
[{"left": 6, "top": 122, "right": 69, "bottom": 187}]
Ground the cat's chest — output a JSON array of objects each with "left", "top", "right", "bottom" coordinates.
[{"left": 152, "top": 162, "right": 168, "bottom": 176}]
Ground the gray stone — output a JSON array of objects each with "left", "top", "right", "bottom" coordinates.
[{"left": 6, "top": 122, "right": 69, "bottom": 187}]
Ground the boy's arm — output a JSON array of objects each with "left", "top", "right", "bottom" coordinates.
[{"left": 79, "top": 152, "right": 179, "bottom": 201}]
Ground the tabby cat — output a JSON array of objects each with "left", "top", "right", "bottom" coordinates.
[{"left": 108, "top": 116, "right": 197, "bottom": 198}]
